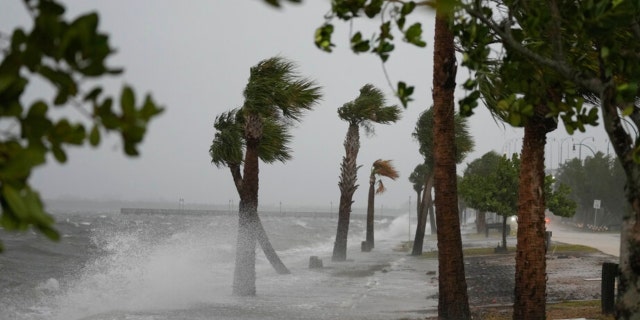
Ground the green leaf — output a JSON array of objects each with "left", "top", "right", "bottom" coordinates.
[
  {"left": 314, "top": 24, "right": 335, "bottom": 53},
  {"left": 89, "top": 125, "right": 100, "bottom": 146},
  {"left": 364, "top": 0, "right": 383, "bottom": 18},
  {"left": 404, "top": 23, "right": 426, "bottom": 47},
  {"left": 3, "top": 185, "right": 28, "bottom": 220},
  {"left": 52, "top": 145, "right": 67, "bottom": 163},
  {"left": 84, "top": 87, "right": 103, "bottom": 102},
  {"left": 27, "top": 101, "right": 48, "bottom": 117},
  {"left": 37, "top": 224, "right": 60, "bottom": 241},
  {"left": 121, "top": 85, "right": 135, "bottom": 116},
  {"left": 397, "top": 81, "right": 414, "bottom": 108},
  {"left": 401, "top": 1, "right": 416, "bottom": 15},
  {"left": 350, "top": 32, "right": 370, "bottom": 53}
]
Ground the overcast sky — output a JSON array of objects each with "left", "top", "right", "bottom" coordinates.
[{"left": 1, "top": 1, "right": 611, "bottom": 211}]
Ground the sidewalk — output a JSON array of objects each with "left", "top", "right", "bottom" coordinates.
[{"left": 244, "top": 224, "right": 618, "bottom": 320}]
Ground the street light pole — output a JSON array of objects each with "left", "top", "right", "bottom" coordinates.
[
  {"left": 573, "top": 136, "right": 595, "bottom": 160},
  {"left": 558, "top": 137, "right": 573, "bottom": 166}
]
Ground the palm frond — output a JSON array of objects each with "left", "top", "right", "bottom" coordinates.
[
  {"left": 243, "top": 56, "right": 322, "bottom": 123},
  {"left": 210, "top": 109, "right": 244, "bottom": 168},
  {"left": 337, "top": 84, "right": 401, "bottom": 127},
  {"left": 413, "top": 106, "right": 474, "bottom": 165},
  {"left": 372, "top": 159, "right": 399, "bottom": 180},
  {"left": 259, "top": 117, "right": 293, "bottom": 164},
  {"left": 376, "top": 180, "right": 386, "bottom": 194}
]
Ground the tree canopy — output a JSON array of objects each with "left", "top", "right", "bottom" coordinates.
[
  {"left": 460, "top": 151, "right": 576, "bottom": 219},
  {"left": 0, "top": 0, "right": 163, "bottom": 251},
  {"left": 556, "top": 152, "right": 626, "bottom": 225}
]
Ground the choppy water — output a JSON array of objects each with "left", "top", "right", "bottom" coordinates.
[{"left": 0, "top": 208, "right": 413, "bottom": 320}]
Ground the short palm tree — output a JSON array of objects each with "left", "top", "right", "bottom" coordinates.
[
  {"left": 213, "top": 57, "right": 321, "bottom": 296},
  {"left": 332, "top": 84, "right": 401, "bottom": 262},
  {"left": 210, "top": 108, "right": 292, "bottom": 276},
  {"left": 363, "top": 159, "right": 399, "bottom": 251},
  {"left": 411, "top": 107, "right": 474, "bottom": 256}
]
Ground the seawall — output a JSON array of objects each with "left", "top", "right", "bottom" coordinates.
[{"left": 120, "top": 208, "right": 366, "bottom": 219}]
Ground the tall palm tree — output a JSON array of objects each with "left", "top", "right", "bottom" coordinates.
[
  {"left": 431, "top": 8, "right": 472, "bottom": 318},
  {"left": 219, "top": 57, "right": 321, "bottom": 296},
  {"left": 364, "top": 159, "right": 399, "bottom": 250},
  {"left": 474, "top": 47, "right": 560, "bottom": 320},
  {"left": 332, "top": 84, "right": 401, "bottom": 262},
  {"left": 210, "top": 108, "right": 292, "bottom": 276},
  {"left": 411, "top": 107, "right": 474, "bottom": 256}
]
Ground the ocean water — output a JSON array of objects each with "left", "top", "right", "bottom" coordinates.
[{"left": 0, "top": 209, "right": 413, "bottom": 320}]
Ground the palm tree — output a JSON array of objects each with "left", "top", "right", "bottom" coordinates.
[
  {"left": 364, "top": 159, "right": 399, "bottom": 250},
  {"left": 408, "top": 163, "right": 428, "bottom": 221},
  {"left": 217, "top": 57, "right": 321, "bottom": 296},
  {"left": 332, "top": 84, "right": 401, "bottom": 262},
  {"left": 210, "top": 108, "right": 292, "bottom": 276},
  {"left": 474, "top": 49, "right": 560, "bottom": 320},
  {"left": 431, "top": 8, "right": 472, "bottom": 318},
  {"left": 411, "top": 107, "right": 474, "bottom": 256}
]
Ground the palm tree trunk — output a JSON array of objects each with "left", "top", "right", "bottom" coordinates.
[
  {"left": 254, "top": 214, "right": 290, "bottom": 274},
  {"left": 412, "top": 173, "right": 433, "bottom": 256},
  {"left": 428, "top": 197, "right": 437, "bottom": 234},
  {"left": 333, "top": 123, "right": 360, "bottom": 261},
  {"left": 233, "top": 114, "right": 262, "bottom": 296},
  {"left": 432, "top": 12, "right": 470, "bottom": 319},
  {"left": 366, "top": 173, "right": 375, "bottom": 250},
  {"left": 415, "top": 190, "right": 422, "bottom": 222},
  {"left": 513, "top": 119, "right": 549, "bottom": 319},
  {"left": 233, "top": 199, "right": 257, "bottom": 296}
]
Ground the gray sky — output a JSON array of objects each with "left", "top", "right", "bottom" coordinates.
[{"left": 2, "top": 1, "right": 611, "bottom": 210}]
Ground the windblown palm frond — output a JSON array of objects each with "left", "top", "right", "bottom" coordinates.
[
  {"left": 210, "top": 109, "right": 293, "bottom": 167},
  {"left": 413, "top": 107, "right": 474, "bottom": 165},
  {"left": 243, "top": 56, "right": 322, "bottom": 123},
  {"left": 408, "top": 163, "right": 429, "bottom": 193},
  {"left": 258, "top": 117, "right": 293, "bottom": 164},
  {"left": 210, "top": 109, "right": 244, "bottom": 168},
  {"left": 371, "top": 159, "right": 399, "bottom": 194},
  {"left": 338, "top": 84, "right": 401, "bottom": 134}
]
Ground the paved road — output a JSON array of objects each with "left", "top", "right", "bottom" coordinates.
[{"left": 547, "top": 223, "right": 620, "bottom": 257}]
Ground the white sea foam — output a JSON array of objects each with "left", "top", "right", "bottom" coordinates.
[{"left": 48, "top": 217, "right": 236, "bottom": 320}]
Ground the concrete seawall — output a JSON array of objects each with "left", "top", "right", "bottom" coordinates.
[{"left": 120, "top": 208, "right": 366, "bottom": 219}]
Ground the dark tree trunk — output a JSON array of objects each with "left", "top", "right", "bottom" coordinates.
[
  {"left": 412, "top": 173, "right": 433, "bottom": 256},
  {"left": 333, "top": 123, "right": 360, "bottom": 262},
  {"left": 598, "top": 86, "right": 640, "bottom": 318},
  {"left": 513, "top": 117, "right": 551, "bottom": 319},
  {"left": 432, "top": 13, "right": 470, "bottom": 319},
  {"left": 428, "top": 199, "right": 437, "bottom": 234},
  {"left": 233, "top": 116, "right": 261, "bottom": 295},
  {"left": 501, "top": 214, "right": 508, "bottom": 250},
  {"left": 415, "top": 190, "right": 422, "bottom": 222},
  {"left": 476, "top": 210, "right": 487, "bottom": 234},
  {"left": 366, "top": 173, "right": 375, "bottom": 249},
  {"left": 228, "top": 127, "right": 289, "bottom": 277},
  {"left": 254, "top": 214, "right": 290, "bottom": 274}
]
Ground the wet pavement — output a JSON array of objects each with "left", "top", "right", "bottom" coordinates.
[{"left": 308, "top": 223, "right": 620, "bottom": 319}]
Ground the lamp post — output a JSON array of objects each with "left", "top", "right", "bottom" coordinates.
[
  {"left": 558, "top": 137, "right": 573, "bottom": 166},
  {"left": 573, "top": 142, "right": 596, "bottom": 161},
  {"left": 573, "top": 137, "right": 595, "bottom": 160},
  {"left": 547, "top": 137, "right": 556, "bottom": 170}
]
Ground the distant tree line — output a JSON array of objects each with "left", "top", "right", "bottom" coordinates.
[{"left": 555, "top": 152, "right": 627, "bottom": 229}]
